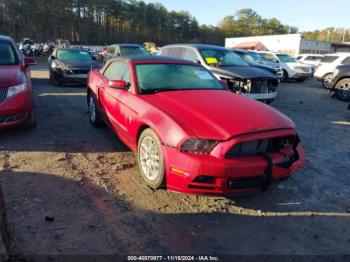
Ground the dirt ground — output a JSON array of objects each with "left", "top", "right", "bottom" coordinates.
[{"left": 0, "top": 65, "right": 349, "bottom": 260}]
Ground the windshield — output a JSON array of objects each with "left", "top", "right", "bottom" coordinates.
[
  {"left": 135, "top": 63, "right": 224, "bottom": 94},
  {"left": 247, "top": 51, "right": 262, "bottom": 62},
  {"left": 56, "top": 50, "right": 93, "bottom": 61},
  {"left": 276, "top": 54, "right": 297, "bottom": 63},
  {"left": 120, "top": 47, "right": 149, "bottom": 56},
  {"left": 199, "top": 49, "right": 248, "bottom": 67},
  {"left": 321, "top": 56, "right": 338, "bottom": 63},
  {"left": 260, "top": 53, "right": 279, "bottom": 63},
  {"left": 0, "top": 42, "right": 18, "bottom": 65}
]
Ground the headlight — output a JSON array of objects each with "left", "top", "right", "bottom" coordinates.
[
  {"left": 180, "top": 139, "right": 218, "bottom": 154},
  {"left": 7, "top": 83, "right": 27, "bottom": 98}
]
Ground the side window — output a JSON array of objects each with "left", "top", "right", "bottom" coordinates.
[
  {"left": 103, "top": 62, "right": 128, "bottom": 81},
  {"left": 182, "top": 48, "right": 198, "bottom": 61},
  {"left": 341, "top": 57, "right": 350, "bottom": 65}
]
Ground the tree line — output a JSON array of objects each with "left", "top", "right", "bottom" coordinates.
[{"left": 0, "top": 0, "right": 348, "bottom": 45}]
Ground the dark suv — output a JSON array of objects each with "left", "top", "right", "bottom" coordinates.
[
  {"left": 159, "top": 44, "right": 279, "bottom": 104},
  {"left": 330, "top": 64, "right": 350, "bottom": 101}
]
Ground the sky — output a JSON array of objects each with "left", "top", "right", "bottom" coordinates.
[{"left": 143, "top": 0, "right": 349, "bottom": 32}]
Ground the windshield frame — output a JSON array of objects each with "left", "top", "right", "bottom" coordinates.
[
  {"left": 0, "top": 41, "right": 19, "bottom": 66},
  {"left": 199, "top": 48, "right": 249, "bottom": 67},
  {"left": 133, "top": 62, "right": 225, "bottom": 95},
  {"left": 56, "top": 49, "right": 93, "bottom": 61}
]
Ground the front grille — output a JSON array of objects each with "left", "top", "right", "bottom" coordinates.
[
  {"left": 72, "top": 69, "right": 89, "bottom": 74},
  {"left": 0, "top": 88, "right": 8, "bottom": 104},
  {"left": 226, "top": 136, "right": 296, "bottom": 158},
  {"left": 249, "top": 80, "right": 269, "bottom": 94}
]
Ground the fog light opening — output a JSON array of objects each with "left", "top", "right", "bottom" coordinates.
[{"left": 193, "top": 176, "right": 215, "bottom": 184}]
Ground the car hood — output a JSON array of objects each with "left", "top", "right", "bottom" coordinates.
[
  {"left": 0, "top": 65, "right": 23, "bottom": 88},
  {"left": 56, "top": 59, "right": 99, "bottom": 69},
  {"left": 211, "top": 65, "right": 276, "bottom": 80},
  {"left": 141, "top": 90, "right": 294, "bottom": 141}
]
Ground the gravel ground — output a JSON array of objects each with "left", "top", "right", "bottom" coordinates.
[{"left": 0, "top": 66, "right": 349, "bottom": 260}]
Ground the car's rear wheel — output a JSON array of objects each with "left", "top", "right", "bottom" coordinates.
[
  {"left": 137, "top": 128, "right": 165, "bottom": 189},
  {"left": 322, "top": 73, "right": 333, "bottom": 89},
  {"left": 87, "top": 92, "right": 103, "bottom": 127},
  {"left": 335, "top": 78, "right": 350, "bottom": 101}
]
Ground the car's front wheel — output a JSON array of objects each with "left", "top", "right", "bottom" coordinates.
[
  {"left": 137, "top": 128, "right": 165, "bottom": 189},
  {"left": 282, "top": 69, "right": 289, "bottom": 82},
  {"left": 335, "top": 78, "right": 350, "bottom": 101},
  {"left": 50, "top": 71, "right": 62, "bottom": 86},
  {"left": 322, "top": 73, "right": 333, "bottom": 89}
]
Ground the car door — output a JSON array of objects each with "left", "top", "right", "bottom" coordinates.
[{"left": 100, "top": 61, "right": 134, "bottom": 143}]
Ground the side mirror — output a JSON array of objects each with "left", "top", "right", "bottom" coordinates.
[
  {"left": 108, "top": 80, "right": 129, "bottom": 89},
  {"left": 24, "top": 57, "right": 37, "bottom": 66}
]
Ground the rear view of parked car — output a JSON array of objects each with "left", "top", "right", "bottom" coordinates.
[
  {"left": 0, "top": 35, "right": 36, "bottom": 128},
  {"left": 48, "top": 48, "right": 101, "bottom": 86},
  {"left": 159, "top": 44, "right": 279, "bottom": 104},
  {"left": 314, "top": 53, "right": 350, "bottom": 89}
]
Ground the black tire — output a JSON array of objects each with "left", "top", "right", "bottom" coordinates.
[
  {"left": 322, "top": 73, "right": 333, "bottom": 89},
  {"left": 23, "top": 109, "right": 37, "bottom": 128},
  {"left": 137, "top": 128, "right": 165, "bottom": 189},
  {"left": 334, "top": 78, "right": 350, "bottom": 101},
  {"left": 282, "top": 69, "right": 289, "bottom": 82},
  {"left": 87, "top": 92, "right": 103, "bottom": 127},
  {"left": 50, "top": 71, "right": 62, "bottom": 86}
]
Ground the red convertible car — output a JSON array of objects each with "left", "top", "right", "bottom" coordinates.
[
  {"left": 87, "top": 56, "right": 305, "bottom": 195},
  {"left": 0, "top": 35, "right": 36, "bottom": 129}
]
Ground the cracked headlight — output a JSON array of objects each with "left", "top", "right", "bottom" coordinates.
[{"left": 180, "top": 139, "right": 218, "bottom": 154}]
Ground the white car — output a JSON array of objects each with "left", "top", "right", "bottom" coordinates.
[
  {"left": 313, "top": 53, "right": 350, "bottom": 89},
  {"left": 259, "top": 52, "right": 313, "bottom": 82},
  {"left": 296, "top": 54, "right": 324, "bottom": 67}
]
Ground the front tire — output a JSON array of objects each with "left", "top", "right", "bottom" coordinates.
[
  {"left": 334, "top": 78, "right": 350, "bottom": 101},
  {"left": 137, "top": 128, "right": 165, "bottom": 189},
  {"left": 322, "top": 73, "right": 333, "bottom": 89},
  {"left": 282, "top": 69, "right": 289, "bottom": 82},
  {"left": 50, "top": 71, "right": 62, "bottom": 86}
]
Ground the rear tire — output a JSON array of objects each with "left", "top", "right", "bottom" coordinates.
[
  {"left": 137, "top": 128, "right": 165, "bottom": 189},
  {"left": 87, "top": 92, "right": 103, "bottom": 127},
  {"left": 322, "top": 73, "right": 333, "bottom": 89},
  {"left": 334, "top": 78, "right": 350, "bottom": 101}
]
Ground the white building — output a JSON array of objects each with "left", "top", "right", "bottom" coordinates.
[{"left": 225, "top": 34, "right": 332, "bottom": 56}]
